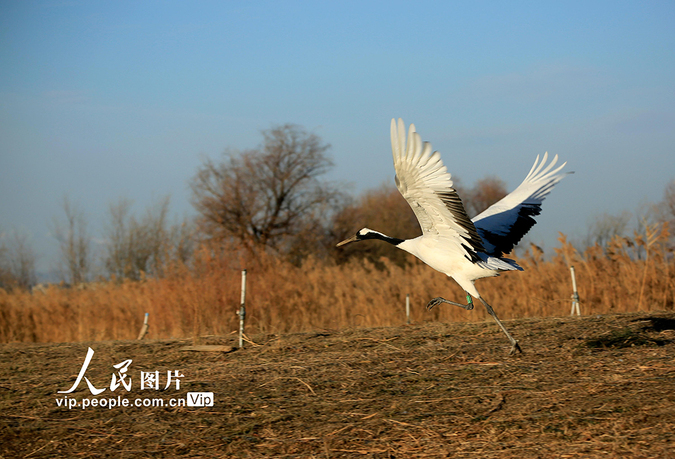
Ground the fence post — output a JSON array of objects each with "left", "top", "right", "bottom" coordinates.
[
  {"left": 405, "top": 294, "right": 411, "bottom": 325},
  {"left": 137, "top": 313, "right": 149, "bottom": 340},
  {"left": 570, "top": 265, "right": 581, "bottom": 316},
  {"left": 237, "top": 269, "right": 247, "bottom": 348}
]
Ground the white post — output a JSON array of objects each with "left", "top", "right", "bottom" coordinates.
[
  {"left": 405, "top": 294, "right": 410, "bottom": 325},
  {"left": 570, "top": 265, "right": 580, "bottom": 316},
  {"left": 237, "top": 270, "right": 247, "bottom": 348},
  {"left": 137, "top": 313, "right": 149, "bottom": 340}
]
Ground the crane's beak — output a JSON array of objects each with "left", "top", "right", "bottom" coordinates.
[{"left": 336, "top": 235, "right": 359, "bottom": 247}]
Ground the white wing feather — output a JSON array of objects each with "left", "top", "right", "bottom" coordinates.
[
  {"left": 391, "top": 118, "right": 484, "bottom": 261},
  {"left": 472, "top": 152, "right": 572, "bottom": 256}
]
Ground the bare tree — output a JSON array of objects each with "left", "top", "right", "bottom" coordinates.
[
  {"left": 139, "top": 196, "right": 171, "bottom": 277},
  {"left": 642, "top": 179, "right": 675, "bottom": 247},
  {"left": 104, "top": 196, "right": 195, "bottom": 280},
  {"left": 169, "top": 218, "right": 197, "bottom": 267},
  {"left": 104, "top": 196, "right": 167, "bottom": 280},
  {"left": 0, "top": 232, "right": 11, "bottom": 289},
  {"left": 0, "top": 230, "right": 37, "bottom": 290},
  {"left": 662, "top": 179, "right": 675, "bottom": 222},
  {"left": 104, "top": 197, "right": 133, "bottom": 280},
  {"left": 52, "top": 196, "right": 91, "bottom": 285},
  {"left": 191, "top": 124, "right": 342, "bottom": 258},
  {"left": 584, "top": 211, "right": 633, "bottom": 248}
]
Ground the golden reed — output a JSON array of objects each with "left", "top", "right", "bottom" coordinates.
[{"left": 1, "top": 228, "right": 672, "bottom": 343}]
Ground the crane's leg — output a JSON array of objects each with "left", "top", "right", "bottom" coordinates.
[
  {"left": 477, "top": 297, "right": 522, "bottom": 355},
  {"left": 426, "top": 294, "right": 474, "bottom": 311}
]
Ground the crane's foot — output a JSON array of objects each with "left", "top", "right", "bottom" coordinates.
[
  {"left": 426, "top": 296, "right": 474, "bottom": 311},
  {"left": 509, "top": 340, "right": 523, "bottom": 355},
  {"left": 426, "top": 297, "right": 445, "bottom": 310},
  {"left": 476, "top": 297, "right": 523, "bottom": 356}
]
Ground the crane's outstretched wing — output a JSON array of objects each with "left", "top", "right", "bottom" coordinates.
[
  {"left": 472, "top": 152, "right": 572, "bottom": 257},
  {"left": 391, "top": 118, "right": 484, "bottom": 262}
]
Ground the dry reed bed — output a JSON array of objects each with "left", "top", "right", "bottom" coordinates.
[
  {"left": 1, "top": 233, "right": 673, "bottom": 343},
  {"left": 3, "top": 312, "right": 675, "bottom": 457}
]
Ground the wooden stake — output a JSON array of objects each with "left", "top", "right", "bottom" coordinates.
[
  {"left": 406, "top": 294, "right": 410, "bottom": 325},
  {"left": 237, "top": 270, "right": 247, "bottom": 348},
  {"left": 570, "top": 266, "right": 581, "bottom": 316},
  {"left": 137, "top": 313, "right": 149, "bottom": 340}
]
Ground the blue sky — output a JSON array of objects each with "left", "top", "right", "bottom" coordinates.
[{"left": 1, "top": 1, "right": 674, "bottom": 274}]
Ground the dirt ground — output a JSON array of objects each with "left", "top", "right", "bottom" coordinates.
[{"left": 2, "top": 311, "right": 675, "bottom": 458}]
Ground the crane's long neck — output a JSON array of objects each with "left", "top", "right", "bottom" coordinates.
[{"left": 362, "top": 230, "right": 405, "bottom": 246}]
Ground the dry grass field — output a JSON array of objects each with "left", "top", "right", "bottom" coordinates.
[{"left": 1, "top": 312, "right": 675, "bottom": 458}]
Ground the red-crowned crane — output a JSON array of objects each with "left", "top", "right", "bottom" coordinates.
[{"left": 337, "top": 119, "right": 572, "bottom": 354}]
